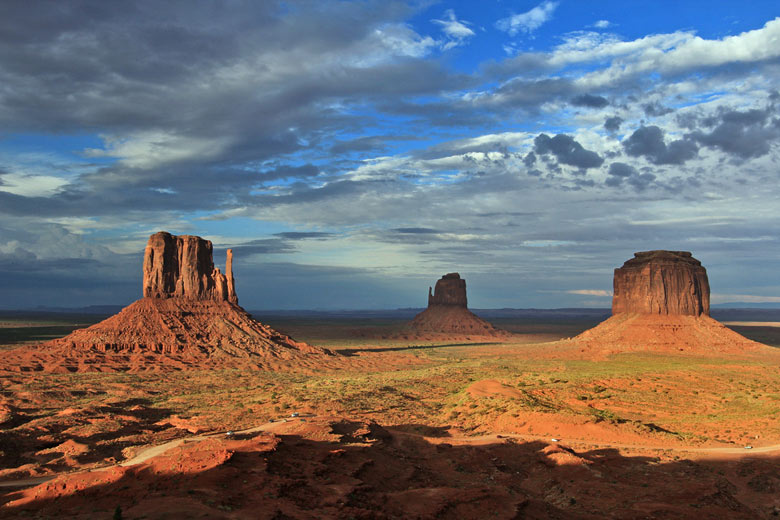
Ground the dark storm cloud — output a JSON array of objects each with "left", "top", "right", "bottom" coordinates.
[
  {"left": 604, "top": 116, "right": 623, "bottom": 133},
  {"left": 689, "top": 106, "right": 780, "bottom": 159},
  {"left": 523, "top": 151, "right": 537, "bottom": 167},
  {"left": 571, "top": 94, "right": 609, "bottom": 108},
  {"left": 623, "top": 126, "right": 698, "bottom": 165},
  {"left": 534, "top": 134, "right": 604, "bottom": 169}
]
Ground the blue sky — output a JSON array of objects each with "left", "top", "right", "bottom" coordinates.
[{"left": 1, "top": 1, "right": 779, "bottom": 309}]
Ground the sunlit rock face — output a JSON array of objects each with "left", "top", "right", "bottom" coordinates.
[
  {"left": 142, "top": 231, "right": 237, "bottom": 304},
  {"left": 612, "top": 250, "right": 710, "bottom": 316}
]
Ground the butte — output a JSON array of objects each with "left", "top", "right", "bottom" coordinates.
[
  {"left": 407, "top": 273, "right": 506, "bottom": 338},
  {"left": 571, "top": 250, "right": 768, "bottom": 355},
  {"left": 0, "top": 232, "right": 332, "bottom": 372}
]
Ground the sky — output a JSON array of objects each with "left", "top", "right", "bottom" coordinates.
[{"left": 1, "top": 0, "right": 779, "bottom": 310}]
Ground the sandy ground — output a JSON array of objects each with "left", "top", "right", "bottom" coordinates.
[{"left": 1, "top": 314, "right": 779, "bottom": 518}]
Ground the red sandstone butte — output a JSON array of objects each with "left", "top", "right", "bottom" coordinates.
[
  {"left": 428, "top": 272, "right": 468, "bottom": 307},
  {"left": 142, "top": 231, "right": 238, "bottom": 304},
  {"left": 410, "top": 273, "right": 506, "bottom": 337},
  {"left": 0, "top": 232, "right": 332, "bottom": 372},
  {"left": 612, "top": 250, "right": 710, "bottom": 316},
  {"left": 570, "top": 250, "right": 765, "bottom": 355}
]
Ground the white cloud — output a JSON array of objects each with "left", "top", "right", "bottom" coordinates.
[
  {"left": 83, "top": 132, "right": 231, "bottom": 169},
  {"left": 496, "top": 1, "right": 559, "bottom": 36},
  {"left": 593, "top": 20, "right": 611, "bottom": 29},
  {"left": 432, "top": 9, "right": 475, "bottom": 41},
  {"left": 0, "top": 172, "right": 69, "bottom": 197},
  {"left": 567, "top": 289, "right": 612, "bottom": 297},
  {"left": 569, "top": 17, "right": 780, "bottom": 88},
  {"left": 368, "top": 24, "right": 437, "bottom": 61}
]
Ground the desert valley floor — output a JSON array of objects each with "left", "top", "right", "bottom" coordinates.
[{"left": 0, "top": 309, "right": 779, "bottom": 519}]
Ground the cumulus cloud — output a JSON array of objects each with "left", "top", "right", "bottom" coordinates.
[
  {"left": 534, "top": 133, "right": 604, "bottom": 169},
  {"left": 623, "top": 126, "right": 698, "bottom": 165},
  {"left": 689, "top": 106, "right": 780, "bottom": 159},
  {"left": 496, "top": 1, "right": 559, "bottom": 36},
  {"left": 605, "top": 162, "right": 657, "bottom": 191}
]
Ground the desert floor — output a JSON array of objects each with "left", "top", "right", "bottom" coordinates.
[{"left": 0, "top": 311, "right": 779, "bottom": 519}]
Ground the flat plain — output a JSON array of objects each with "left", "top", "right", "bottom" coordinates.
[{"left": 1, "top": 310, "right": 779, "bottom": 518}]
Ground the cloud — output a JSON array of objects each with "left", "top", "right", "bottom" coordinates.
[
  {"left": 642, "top": 101, "right": 674, "bottom": 117},
  {"left": 0, "top": 172, "right": 69, "bottom": 197},
  {"left": 534, "top": 133, "right": 604, "bottom": 169},
  {"left": 392, "top": 227, "right": 441, "bottom": 234},
  {"left": 604, "top": 116, "right": 623, "bottom": 133},
  {"left": 605, "top": 162, "right": 656, "bottom": 191},
  {"left": 711, "top": 293, "right": 780, "bottom": 304},
  {"left": 689, "top": 106, "right": 780, "bottom": 159},
  {"left": 496, "top": 1, "right": 559, "bottom": 36},
  {"left": 567, "top": 289, "right": 612, "bottom": 297},
  {"left": 571, "top": 94, "right": 609, "bottom": 108},
  {"left": 432, "top": 9, "right": 475, "bottom": 50},
  {"left": 592, "top": 20, "right": 611, "bottom": 29},
  {"left": 273, "top": 232, "right": 336, "bottom": 240},
  {"left": 623, "top": 126, "right": 698, "bottom": 165}
]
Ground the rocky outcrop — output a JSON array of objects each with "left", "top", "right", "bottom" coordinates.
[
  {"left": 142, "top": 231, "right": 237, "bottom": 304},
  {"left": 427, "top": 273, "right": 467, "bottom": 307},
  {"left": 411, "top": 273, "right": 506, "bottom": 337},
  {"left": 612, "top": 250, "right": 710, "bottom": 316},
  {"left": 2, "top": 231, "right": 332, "bottom": 372},
  {"left": 568, "top": 250, "right": 767, "bottom": 356}
]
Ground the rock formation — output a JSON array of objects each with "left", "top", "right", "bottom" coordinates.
[
  {"left": 612, "top": 250, "right": 709, "bottom": 316},
  {"left": 410, "top": 273, "right": 506, "bottom": 337},
  {"left": 428, "top": 273, "right": 468, "bottom": 307},
  {"left": 570, "top": 250, "right": 766, "bottom": 356},
  {"left": 1, "top": 232, "right": 332, "bottom": 372},
  {"left": 142, "top": 231, "right": 238, "bottom": 304}
]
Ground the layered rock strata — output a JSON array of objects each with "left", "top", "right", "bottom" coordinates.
[
  {"left": 612, "top": 250, "right": 709, "bottom": 316},
  {"left": 411, "top": 273, "right": 505, "bottom": 337}
]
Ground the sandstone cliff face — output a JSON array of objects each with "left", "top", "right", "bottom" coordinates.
[
  {"left": 142, "top": 231, "right": 238, "bottom": 304},
  {"left": 612, "top": 250, "right": 710, "bottom": 316},
  {"left": 428, "top": 273, "right": 468, "bottom": 308}
]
